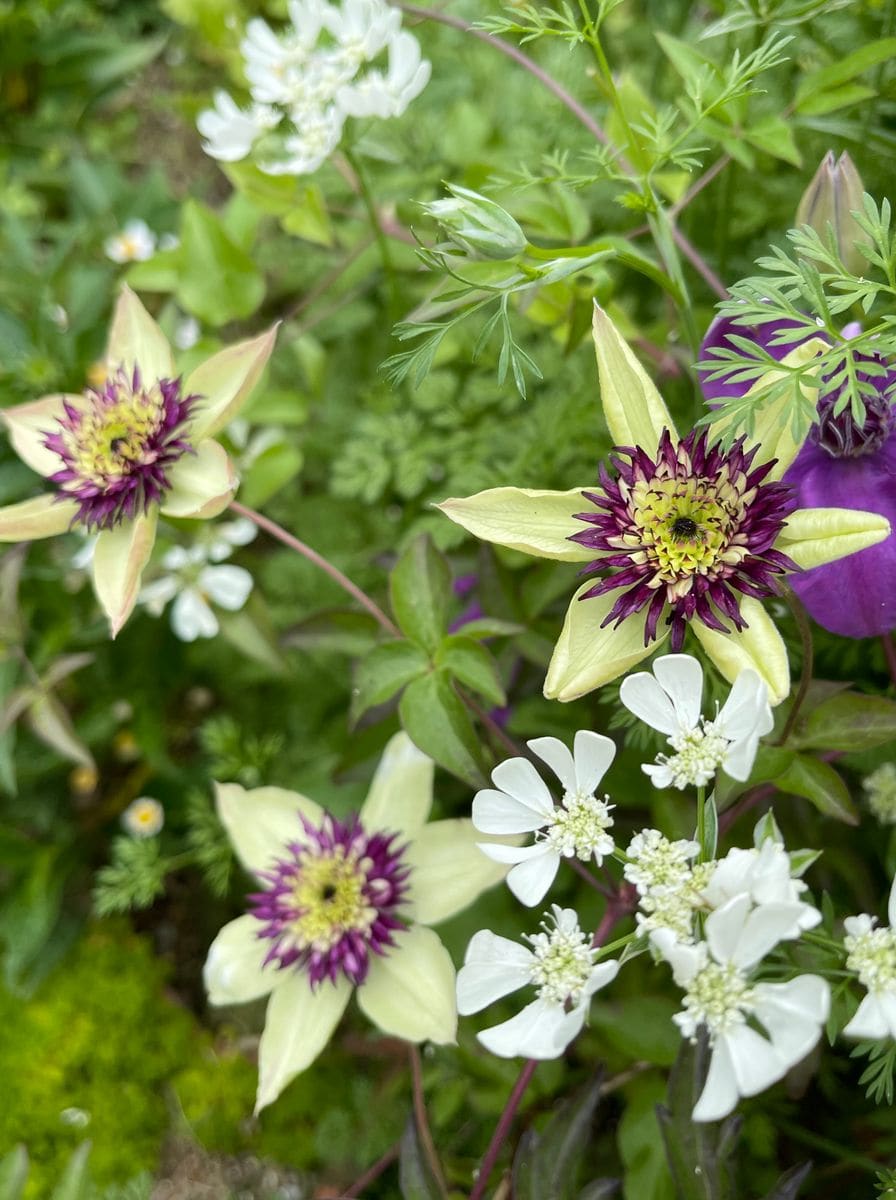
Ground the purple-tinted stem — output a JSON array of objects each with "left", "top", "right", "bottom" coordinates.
[
  {"left": 343, "top": 1140, "right": 401, "bottom": 1198},
  {"left": 468, "top": 1057, "right": 539, "bottom": 1200},
  {"left": 882, "top": 634, "right": 896, "bottom": 688},
  {"left": 569, "top": 857, "right": 614, "bottom": 897},
  {"left": 230, "top": 500, "right": 400, "bottom": 637},
  {"left": 409, "top": 1044, "right": 448, "bottom": 1197}
]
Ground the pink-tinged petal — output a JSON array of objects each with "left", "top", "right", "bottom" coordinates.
[
  {"left": 405, "top": 819, "right": 510, "bottom": 925},
  {"left": 105, "top": 285, "right": 174, "bottom": 381},
  {"left": 693, "top": 598, "right": 789, "bottom": 707},
  {"left": 592, "top": 303, "right": 676, "bottom": 450},
  {"left": 2, "top": 394, "right": 77, "bottom": 477},
  {"left": 160, "top": 439, "right": 237, "bottom": 519},
  {"left": 456, "top": 929, "right": 533, "bottom": 1013},
  {"left": 357, "top": 924, "right": 457, "bottom": 1044},
  {"left": 544, "top": 585, "right": 667, "bottom": 702},
  {"left": 0, "top": 495, "right": 79, "bottom": 542},
  {"left": 203, "top": 914, "right": 276, "bottom": 1006},
  {"left": 437, "top": 488, "right": 594, "bottom": 562},
  {"left": 186, "top": 324, "right": 279, "bottom": 441},
  {"left": 91, "top": 510, "right": 158, "bottom": 637},
  {"left": 256, "top": 974, "right": 352, "bottom": 1112},
  {"left": 360, "top": 731, "right": 433, "bottom": 835},
  {"left": 215, "top": 780, "right": 323, "bottom": 876}
]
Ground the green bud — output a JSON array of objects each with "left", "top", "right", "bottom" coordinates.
[
  {"left": 423, "top": 184, "right": 527, "bottom": 260},
  {"left": 795, "top": 150, "right": 866, "bottom": 274}
]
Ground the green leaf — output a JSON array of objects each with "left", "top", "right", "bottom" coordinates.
[
  {"left": 455, "top": 617, "right": 525, "bottom": 639},
  {"left": 239, "top": 442, "right": 304, "bottom": 508},
  {"left": 793, "top": 692, "right": 896, "bottom": 753},
  {"left": 389, "top": 535, "right": 452, "bottom": 652},
  {"left": 513, "top": 1072, "right": 605, "bottom": 1200},
  {"left": 223, "top": 161, "right": 299, "bottom": 216},
  {"left": 282, "top": 609, "right": 379, "bottom": 655},
  {"left": 85, "top": 33, "right": 167, "bottom": 89},
  {"left": 796, "top": 82, "right": 875, "bottom": 116},
  {"left": 217, "top": 605, "right": 287, "bottom": 674},
  {"left": 175, "top": 200, "right": 265, "bottom": 326},
  {"left": 399, "top": 1116, "right": 445, "bottom": 1200},
  {"left": 589, "top": 997, "right": 681, "bottom": 1067},
  {"left": 398, "top": 671, "right": 486, "bottom": 788},
  {"left": 50, "top": 1143, "right": 92, "bottom": 1200},
  {"left": 0, "top": 1146, "right": 28, "bottom": 1200},
  {"left": 280, "top": 184, "right": 335, "bottom": 247},
  {"left": 744, "top": 115, "right": 801, "bottom": 165},
  {"left": 435, "top": 634, "right": 505, "bottom": 707},
  {"left": 352, "top": 640, "right": 430, "bottom": 723},
  {"left": 775, "top": 754, "right": 858, "bottom": 825},
  {"left": 795, "top": 38, "right": 896, "bottom": 107},
  {"left": 617, "top": 1076, "right": 675, "bottom": 1200},
  {"left": 699, "top": 791, "right": 718, "bottom": 861},
  {"left": 759, "top": 1162, "right": 812, "bottom": 1200}
]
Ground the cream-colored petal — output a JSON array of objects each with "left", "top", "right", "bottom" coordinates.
[
  {"left": 544, "top": 584, "right": 666, "bottom": 702},
  {"left": 203, "top": 914, "right": 276, "bottom": 1006},
  {"left": 0, "top": 495, "right": 79, "bottom": 542},
  {"left": 405, "top": 819, "right": 509, "bottom": 925},
  {"left": 592, "top": 303, "right": 676, "bottom": 449},
  {"left": 360, "top": 731, "right": 434, "bottom": 836},
  {"left": 256, "top": 974, "right": 352, "bottom": 1112},
  {"left": 160, "top": 440, "right": 237, "bottom": 519},
  {"left": 2, "top": 394, "right": 78, "bottom": 477},
  {"left": 707, "top": 338, "right": 827, "bottom": 479},
  {"left": 215, "top": 781, "right": 323, "bottom": 876},
  {"left": 105, "top": 285, "right": 174, "bottom": 381},
  {"left": 357, "top": 924, "right": 457, "bottom": 1045},
  {"left": 186, "top": 324, "right": 279, "bottom": 441},
  {"left": 91, "top": 510, "right": 158, "bottom": 637},
  {"left": 437, "top": 487, "right": 593, "bottom": 562},
  {"left": 693, "top": 598, "right": 790, "bottom": 707},
  {"left": 776, "top": 507, "right": 891, "bottom": 570}
]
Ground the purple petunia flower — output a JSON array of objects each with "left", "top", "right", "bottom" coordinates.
[{"left": 700, "top": 314, "right": 896, "bottom": 638}]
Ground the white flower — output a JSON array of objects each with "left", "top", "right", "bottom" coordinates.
[
  {"left": 259, "top": 106, "right": 345, "bottom": 176},
  {"left": 139, "top": 544, "right": 253, "bottom": 641},
  {"left": 104, "top": 219, "right": 157, "bottom": 264},
  {"left": 206, "top": 517, "right": 257, "bottom": 562},
  {"left": 336, "top": 30, "right": 430, "bottom": 118},
  {"left": 620, "top": 654, "right": 773, "bottom": 789},
  {"left": 174, "top": 315, "right": 201, "bottom": 351},
  {"left": 197, "top": 90, "right": 278, "bottom": 163},
  {"left": 122, "top": 796, "right": 164, "bottom": 838},
  {"left": 701, "top": 840, "right": 821, "bottom": 937},
  {"left": 864, "top": 763, "right": 896, "bottom": 825},
  {"left": 473, "top": 731, "right": 616, "bottom": 907},
  {"left": 652, "top": 894, "right": 830, "bottom": 1121},
  {"left": 625, "top": 829, "right": 704, "bottom": 942},
  {"left": 843, "top": 875, "right": 896, "bottom": 1039},
  {"left": 323, "top": 0, "right": 401, "bottom": 68},
  {"left": 204, "top": 733, "right": 508, "bottom": 1109},
  {"left": 457, "top": 906, "right": 619, "bottom": 1059}
]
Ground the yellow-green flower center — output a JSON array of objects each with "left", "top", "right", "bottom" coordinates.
[
  {"left": 65, "top": 386, "right": 167, "bottom": 486},
  {"left": 289, "top": 847, "right": 378, "bottom": 952}
]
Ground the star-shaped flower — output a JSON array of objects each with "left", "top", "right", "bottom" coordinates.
[
  {"left": 438, "top": 306, "right": 890, "bottom": 704},
  {"left": 0, "top": 287, "right": 277, "bottom": 636},
  {"left": 203, "top": 732, "right": 509, "bottom": 1111}
]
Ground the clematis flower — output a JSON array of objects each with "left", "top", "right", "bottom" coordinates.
[
  {"left": 842, "top": 875, "right": 896, "bottom": 1040},
  {"left": 652, "top": 894, "right": 830, "bottom": 1121},
  {"left": 439, "top": 306, "right": 890, "bottom": 704},
  {"left": 456, "top": 906, "right": 620, "bottom": 1058},
  {"left": 0, "top": 287, "right": 277, "bottom": 636},
  {"left": 620, "top": 653, "right": 772, "bottom": 789},
  {"left": 203, "top": 733, "right": 509, "bottom": 1111},
  {"left": 701, "top": 314, "right": 896, "bottom": 638},
  {"left": 472, "top": 730, "right": 616, "bottom": 906}
]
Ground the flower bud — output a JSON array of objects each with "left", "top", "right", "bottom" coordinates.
[
  {"left": 795, "top": 150, "right": 866, "bottom": 274},
  {"left": 423, "top": 184, "right": 527, "bottom": 260}
]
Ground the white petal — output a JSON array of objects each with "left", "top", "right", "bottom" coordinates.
[
  {"left": 472, "top": 788, "right": 551, "bottom": 834},
  {"left": 705, "top": 894, "right": 751, "bottom": 965},
  {"left": 716, "top": 670, "right": 772, "bottom": 741},
  {"left": 730, "top": 902, "right": 814, "bottom": 969},
  {"left": 572, "top": 730, "right": 617, "bottom": 795},
  {"left": 203, "top": 914, "right": 276, "bottom": 1006},
  {"left": 843, "top": 993, "right": 893, "bottom": 1039},
  {"left": 405, "top": 819, "right": 509, "bottom": 925},
  {"left": 652, "top": 654, "right": 704, "bottom": 729},
  {"left": 215, "top": 780, "right": 323, "bottom": 875},
  {"left": 256, "top": 974, "right": 352, "bottom": 1112},
  {"left": 478, "top": 997, "right": 584, "bottom": 1059},
  {"left": 357, "top": 925, "right": 457, "bottom": 1044},
  {"left": 721, "top": 1024, "right": 787, "bottom": 1098},
  {"left": 720, "top": 733, "right": 761, "bottom": 783},
  {"left": 584, "top": 959, "right": 620, "bottom": 996},
  {"left": 619, "top": 671, "right": 680, "bottom": 736},
  {"left": 360, "top": 732, "right": 433, "bottom": 835},
  {"left": 693, "top": 1038, "right": 740, "bottom": 1122},
  {"left": 888, "top": 876, "right": 896, "bottom": 928},
  {"left": 490, "top": 756, "right": 554, "bottom": 812},
  {"left": 2, "top": 393, "right": 77, "bottom": 478},
  {"left": 0, "top": 495, "right": 80, "bottom": 542},
  {"left": 171, "top": 588, "right": 218, "bottom": 641},
  {"left": 199, "top": 564, "right": 253, "bottom": 610},
  {"left": 526, "top": 736, "right": 576, "bottom": 793},
  {"left": 649, "top": 929, "right": 703, "bottom": 986},
  {"left": 506, "top": 849, "right": 561, "bottom": 907},
  {"left": 456, "top": 929, "right": 534, "bottom": 1013},
  {"left": 752, "top": 976, "right": 829, "bottom": 1066}
]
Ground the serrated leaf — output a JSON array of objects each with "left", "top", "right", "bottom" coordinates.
[
  {"left": 399, "top": 1115, "right": 445, "bottom": 1200},
  {"left": 436, "top": 635, "right": 505, "bottom": 707},
  {"left": 352, "top": 640, "right": 430, "bottom": 723},
  {"left": 389, "top": 535, "right": 452, "bottom": 652},
  {"left": 0, "top": 1146, "right": 28, "bottom": 1200},
  {"left": 793, "top": 692, "right": 896, "bottom": 753},
  {"left": 398, "top": 671, "right": 486, "bottom": 788},
  {"left": 775, "top": 754, "right": 858, "bottom": 824}
]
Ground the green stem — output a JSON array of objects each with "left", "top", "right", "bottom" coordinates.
[
  {"left": 777, "top": 583, "right": 815, "bottom": 746},
  {"left": 343, "top": 146, "right": 400, "bottom": 321},
  {"left": 696, "top": 784, "right": 707, "bottom": 862}
]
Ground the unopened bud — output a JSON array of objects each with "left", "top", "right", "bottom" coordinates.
[
  {"left": 796, "top": 150, "right": 866, "bottom": 274},
  {"left": 423, "top": 185, "right": 526, "bottom": 260}
]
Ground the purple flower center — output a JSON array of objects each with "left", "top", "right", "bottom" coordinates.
[
  {"left": 43, "top": 365, "right": 198, "bottom": 531},
  {"left": 569, "top": 428, "right": 797, "bottom": 650},
  {"left": 248, "top": 812, "right": 411, "bottom": 988},
  {"left": 813, "top": 365, "right": 895, "bottom": 459}
]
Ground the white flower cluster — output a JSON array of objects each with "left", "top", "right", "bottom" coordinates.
[
  {"left": 138, "top": 518, "right": 256, "bottom": 641},
  {"left": 197, "top": 0, "right": 430, "bottom": 176}
]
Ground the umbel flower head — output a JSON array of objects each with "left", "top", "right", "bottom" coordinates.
[
  {"left": 203, "top": 733, "right": 509, "bottom": 1111},
  {"left": 701, "top": 313, "right": 896, "bottom": 638},
  {"left": 0, "top": 287, "right": 277, "bottom": 636},
  {"left": 439, "top": 305, "right": 890, "bottom": 704},
  {"left": 842, "top": 874, "right": 896, "bottom": 1041}
]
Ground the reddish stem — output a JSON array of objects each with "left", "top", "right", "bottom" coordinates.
[
  {"left": 882, "top": 634, "right": 896, "bottom": 688},
  {"left": 342, "top": 1141, "right": 401, "bottom": 1197},
  {"left": 468, "top": 1058, "right": 538, "bottom": 1200}
]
